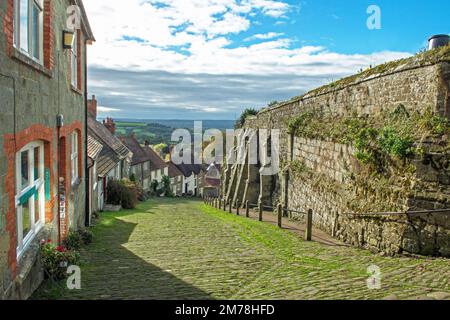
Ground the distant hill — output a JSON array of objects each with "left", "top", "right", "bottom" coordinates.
[
  {"left": 114, "top": 119, "right": 235, "bottom": 146},
  {"left": 114, "top": 119, "right": 235, "bottom": 131}
]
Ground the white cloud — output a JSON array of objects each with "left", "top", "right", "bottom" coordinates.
[
  {"left": 244, "top": 32, "right": 284, "bottom": 41},
  {"left": 83, "top": 0, "right": 412, "bottom": 119},
  {"left": 98, "top": 106, "right": 121, "bottom": 112}
]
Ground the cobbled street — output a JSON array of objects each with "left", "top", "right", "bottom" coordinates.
[{"left": 33, "top": 198, "right": 450, "bottom": 300}]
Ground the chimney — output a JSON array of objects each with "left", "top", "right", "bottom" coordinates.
[
  {"left": 104, "top": 117, "right": 116, "bottom": 135},
  {"left": 144, "top": 140, "right": 150, "bottom": 146},
  {"left": 87, "top": 95, "right": 97, "bottom": 119}
]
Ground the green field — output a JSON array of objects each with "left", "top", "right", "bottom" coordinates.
[{"left": 115, "top": 122, "right": 147, "bottom": 127}]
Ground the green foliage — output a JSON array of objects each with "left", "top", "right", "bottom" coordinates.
[
  {"left": 129, "top": 174, "right": 136, "bottom": 182},
  {"left": 63, "top": 229, "right": 94, "bottom": 250},
  {"left": 288, "top": 112, "right": 315, "bottom": 136},
  {"left": 106, "top": 179, "right": 139, "bottom": 209},
  {"left": 63, "top": 232, "right": 83, "bottom": 250},
  {"left": 287, "top": 160, "right": 308, "bottom": 176},
  {"left": 40, "top": 241, "right": 80, "bottom": 280},
  {"left": 149, "top": 176, "right": 175, "bottom": 197},
  {"left": 353, "top": 127, "right": 379, "bottom": 164},
  {"left": 150, "top": 180, "right": 160, "bottom": 195},
  {"left": 235, "top": 108, "right": 259, "bottom": 129},
  {"left": 288, "top": 105, "right": 450, "bottom": 167},
  {"left": 79, "top": 229, "right": 94, "bottom": 245},
  {"left": 162, "top": 175, "right": 174, "bottom": 197},
  {"left": 418, "top": 111, "right": 450, "bottom": 135},
  {"left": 378, "top": 128, "right": 413, "bottom": 158}
]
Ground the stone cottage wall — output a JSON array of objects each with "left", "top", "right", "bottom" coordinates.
[{"left": 0, "top": 0, "right": 89, "bottom": 299}]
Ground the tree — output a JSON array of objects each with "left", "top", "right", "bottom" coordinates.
[
  {"left": 235, "top": 108, "right": 259, "bottom": 129},
  {"left": 162, "top": 176, "right": 174, "bottom": 197},
  {"left": 268, "top": 101, "right": 278, "bottom": 107}
]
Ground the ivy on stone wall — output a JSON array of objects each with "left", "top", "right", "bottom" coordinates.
[
  {"left": 288, "top": 105, "right": 450, "bottom": 169},
  {"left": 286, "top": 105, "right": 450, "bottom": 213}
]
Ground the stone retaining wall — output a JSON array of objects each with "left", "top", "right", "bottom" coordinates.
[{"left": 224, "top": 50, "right": 450, "bottom": 257}]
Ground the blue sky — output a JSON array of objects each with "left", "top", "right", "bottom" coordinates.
[{"left": 84, "top": 0, "right": 449, "bottom": 120}]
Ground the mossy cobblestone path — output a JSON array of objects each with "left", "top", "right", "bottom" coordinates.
[{"left": 33, "top": 198, "right": 449, "bottom": 300}]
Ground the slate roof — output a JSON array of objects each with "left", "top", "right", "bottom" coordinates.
[
  {"left": 87, "top": 135, "right": 103, "bottom": 161},
  {"left": 88, "top": 117, "right": 131, "bottom": 160},
  {"left": 175, "top": 163, "right": 204, "bottom": 178},
  {"left": 120, "top": 136, "right": 153, "bottom": 166},
  {"left": 167, "top": 161, "right": 184, "bottom": 178},
  {"left": 143, "top": 145, "right": 168, "bottom": 170},
  {"left": 96, "top": 145, "right": 121, "bottom": 178},
  {"left": 88, "top": 118, "right": 132, "bottom": 178}
]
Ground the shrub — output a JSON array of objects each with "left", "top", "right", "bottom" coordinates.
[
  {"left": 79, "top": 229, "right": 94, "bottom": 245},
  {"left": 40, "top": 240, "right": 80, "bottom": 280},
  {"left": 63, "top": 231, "right": 83, "bottom": 250},
  {"left": 106, "top": 179, "right": 123, "bottom": 206},
  {"left": 235, "top": 108, "right": 259, "bottom": 129},
  {"left": 162, "top": 175, "right": 174, "bottom": 197},
  {"left": 106, "top": 179, "right": 138, "bottom": 209},
  {"left": 150, "top": 180, "right": 160, "bottom": 196},
  {"left": 379, "top": 128, "right": 414, "bottom": 158},
  {"left": 120, "top": 179, "right": 139, "bottom": 209}
]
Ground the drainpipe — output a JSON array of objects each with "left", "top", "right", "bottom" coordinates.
[
  {"left": 84, "top": 39, "right": 90, "bottom": 227},
  {"left": 56, "top": 117, "right": 63, "bottom": 245},
  {"left": 56, "top": 49, "right": 62, "bottom": 245}
]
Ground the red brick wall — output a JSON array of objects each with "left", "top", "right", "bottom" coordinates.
[
  {"left": 3, "top": 0, "right": 14, "bottom": 56},
  {"left": 77, "top": 30, "right": 82, "bottom": 90},
  {"left": 87, "top": 95, "right": 98, "bottom": 118},
  {"left": 3, "top": 125, "right": 55, "bottom": 277},
  {"left": 59, "top": 121, "right": 83, "bottom": 240},
  {"left": 3, "top": 120, "right": 83, "bottom": 276},
  {"left": 43, "top": 0, "right": 54, "bottom": 70}
]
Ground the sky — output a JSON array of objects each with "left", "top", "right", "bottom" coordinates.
[{"left": 83, "top": 0, "right": 450, "bottom": 120}]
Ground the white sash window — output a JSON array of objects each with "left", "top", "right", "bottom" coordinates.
[
  {"left": 71, "top": 132, "right": 79, "bottom": 184},
  {"left": 15, "top": 141, "right": 45, "bottom": 258},
  {"left": 71, "top": 29, "right": 78, "bottom": 88},
  {"left": 13, "top": 0, "right": 44, "bottom": 62}
]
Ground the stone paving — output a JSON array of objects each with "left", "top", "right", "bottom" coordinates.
[{"left": 33, "top": 198, "right": 450, "bottom": 300}]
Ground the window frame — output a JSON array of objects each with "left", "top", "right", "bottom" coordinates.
[
  {"left": 71, "top": 131, "right": 79, "bottom": 184},
  {"left": 13, "top": 0, "right": 44, "bottom": 63},
  {"left": 15, "top": 141, "right": 45, "bottom": 259},
  {"left": 71, "top": 29, "right": 79, "bottom": 88},
  {"left": 93, "top": 162, "right": 98, "bottom": 190}
]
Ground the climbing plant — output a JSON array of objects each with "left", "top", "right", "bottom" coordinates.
[{"left": 288, "top": 105, "right": 450, "bottom": 168}]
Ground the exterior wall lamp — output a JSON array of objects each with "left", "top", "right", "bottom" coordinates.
[{"left": 63, "top": 30, "right": 75, "bottom": 49}]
